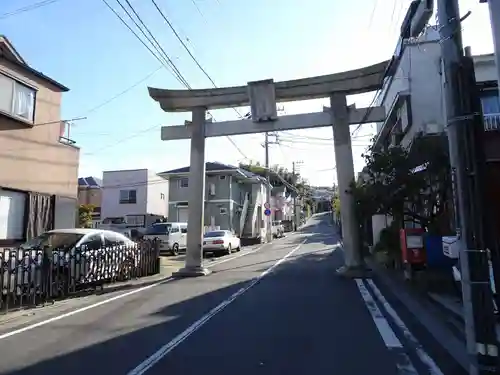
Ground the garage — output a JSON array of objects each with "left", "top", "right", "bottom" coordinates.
[
  {"left": 0, "top": 189, "right": 26, "bottom": 241},
  {"left": 177, "top": 206, "right": 189, "bottom": 222}
]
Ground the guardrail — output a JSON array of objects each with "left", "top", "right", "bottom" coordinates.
[
  {"left": 0, "top": 239, "right": 160, "bottom": 314},
  {"left": 484, "top": 113, "right": 500, "bottom": 131}
]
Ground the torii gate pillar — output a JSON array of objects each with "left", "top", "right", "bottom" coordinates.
[
  {"left": 330, "top": 94, "right": 367, "bottom": 277},
  {"left": 172, "top": 107, "right": 211, "bottom": 277}
]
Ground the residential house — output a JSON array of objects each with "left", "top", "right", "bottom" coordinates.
[
  {"left": 0, "top": 35, "right": 79, "bottom": 247},
  {"left": 370, "top": 26, "right": 499, "bottom": 244},
  {"left": 100, "top": 169, "right": 169, "bottom": 228},
  {"left": 270, "top": 186, "right": 293, "bottom": 221},
  {"left": 159, "top": 162, "right": 272, "bottom": 241},
  {"left": 78, "top": 176, "right": 102, "bottom": 227}
]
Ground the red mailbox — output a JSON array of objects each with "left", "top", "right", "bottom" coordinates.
[{"left": 400, "top": 228, "right": 426, "bottom": 265}]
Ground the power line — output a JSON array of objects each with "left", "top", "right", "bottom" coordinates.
[
  {"left": 150, "top": 0, "right": 216, "bottom": 87},
  {"left": 147, "top": 0, "right": 248, "bottom": 158},
  {"left": 149, "top": 0, "right": 246, "bottom": 119},
  {"left": 101, "top": 0, "right": 187, "bottom": 87},
  {"left": 96, "top": 0, "right": 248, "bottom": 160},
  {"left": 0, "top": 0, "right": 62, "bottom": 20},
  {"left": 119, "top": 0, "right": 190, "bottom": 88},
  {"left": 81, "top": 66, "right": 163, "bottom": 116}
]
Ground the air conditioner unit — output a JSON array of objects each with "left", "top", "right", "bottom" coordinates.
[{"left": 390, "top": 131, "right": 403, "bottom": 147}]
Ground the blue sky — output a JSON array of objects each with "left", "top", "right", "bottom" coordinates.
[{"left": 1, "top": 0, "right": 494, "bottom": 186}]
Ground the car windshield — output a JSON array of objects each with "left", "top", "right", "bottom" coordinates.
[
  {"left": 144, "top": 223, "right": 172, "bottom": 235},
  {"left": 204, "top": 231, "right": 226, "bottom": 238},
  {"left": 20, "top": 232, "right": 84, "bottom": 250}
]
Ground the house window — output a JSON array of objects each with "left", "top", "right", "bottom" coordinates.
[
  {"left": 219, "top": 175, "right": 226, "bottom": 180},
  {"left": 481, "top": 94, "right": 500, "bottom": 115},
  {"left": 0, "top": 73, "right": 36, "bottom": 123},
  {"left": 220, "top": 207, "right": 228, "bottom": 215},
  {"left": 119, "top": 189, "right": 137, "bottom": 204},
  {"left": 179, "top": 178, "right": 188, "bottom": 188}
]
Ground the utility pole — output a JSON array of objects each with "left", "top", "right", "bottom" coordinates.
[
  {"left": 264, "top": 132, "right": 278, "bottom": 242},
  {"left": 437, "top": 0, "right": 499, "bottom": 373},
  {"left": 292, "top": 161, "right": 303, "bottom": 231}
]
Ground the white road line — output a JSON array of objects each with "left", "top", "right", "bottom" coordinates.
[
  {"left": 0, "top": 236, "right": 298, "bottom": 341},
  {"left": 355, "top": 279, "right": 418, "bottom": 375},
  {"left": 366, "top": 279, "right": 444, "bottom": 375},
  {"left": 126, "top": 238, "right": 309, "bottom": 375}
]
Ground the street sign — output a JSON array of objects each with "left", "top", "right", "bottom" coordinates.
[
  {"left": 264, "top": 208, "right": 271, "bottom": 216},
  {"left": 264, "top": 202, "right": 270, "bottom": 209}
]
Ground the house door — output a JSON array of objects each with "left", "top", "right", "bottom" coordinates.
[{"left": 177, "top": 207, "right": 189, "bottom": 222}]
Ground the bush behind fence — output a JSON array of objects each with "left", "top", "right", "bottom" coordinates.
[{"left": 0, "top": 239, "right": 160, "bottom": 314}]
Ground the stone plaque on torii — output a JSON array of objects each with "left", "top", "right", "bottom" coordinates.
[{"left": 148, "top": 60, "right": 388, "bottom": 278}]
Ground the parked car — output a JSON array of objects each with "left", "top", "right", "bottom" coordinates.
[
  {"left": 272, "top": 220, "right": 285, "bottom": 238},
  {"left": 142, "top": 222, "right": 187, "bottom": 255},
  {"left": 1, "top": 229, "right": 139, "bottom": 294},
  {"left": 203, "top": 230, "right": 241, "bottom": 255}
]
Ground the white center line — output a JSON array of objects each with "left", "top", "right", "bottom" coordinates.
[
  {"left": 126, "top": 238, "right": 309, "bottom": 375},
  {"left": 355, "top": 279, "right": 419, "bottom": 374}
]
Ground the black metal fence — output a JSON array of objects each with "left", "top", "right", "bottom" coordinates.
[{"left": 0, "top": 239, "right": 160, "bottom": 314}]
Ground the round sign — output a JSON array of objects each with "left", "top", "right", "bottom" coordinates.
[
  {"left": 264, "top": 202, "right": 270, "bottom": 209},
  {"left": 264, "top": 208, "right": 271, "bottom": 216}
]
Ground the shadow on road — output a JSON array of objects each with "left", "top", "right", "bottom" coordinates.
[{"left": 0, "top": 242, "right": 354, "bottom": 375}]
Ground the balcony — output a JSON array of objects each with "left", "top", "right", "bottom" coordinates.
[{"left": 484, "top": 113, "right": 500, "bottom": 131}]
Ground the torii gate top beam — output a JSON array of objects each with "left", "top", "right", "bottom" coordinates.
[{"left": 148, "top": 60, "right": 389, "bottom": 112}]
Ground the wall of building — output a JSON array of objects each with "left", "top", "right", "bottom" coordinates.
[
  {"left": 78, "top": 187, "right": 102, "bottom": 207},
  {"left": 146, "top": 170, "right": 169, "bottom": 217},
  {"left": 53, "top": 195, "right": 77, "bottom": 229},
  {"left": 101, "top": 169, "right": 148, "bottom": 219},
  {"left": 0, "top": 58, "right": 79, "bottom": 199}
]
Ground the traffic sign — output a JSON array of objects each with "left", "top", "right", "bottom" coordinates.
[
  {"left": 264, "top": 202, "right": 270, "bottom": 209},
  {"left": 264, "top": 208, "right": 271, "bottom": 216}
]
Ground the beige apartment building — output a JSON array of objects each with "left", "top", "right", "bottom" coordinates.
[{"left": 0, "top": 35, "right": 79, "bottom": 247}]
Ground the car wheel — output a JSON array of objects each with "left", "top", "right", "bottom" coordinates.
[
  {"left": 227, "top": 244, "right": 232, "bottom": 255},
  {"left": 171, "top": 243, "right": 180, "bottom": 256}
]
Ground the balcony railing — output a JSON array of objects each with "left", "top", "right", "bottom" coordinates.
[{"left": 484, "top": 113, "right": 500, "bottom": 131}]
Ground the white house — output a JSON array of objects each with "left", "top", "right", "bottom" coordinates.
[
  {"left": 370, "top": 26, "right": 499, "bottom": 246},
  {"left": 270, "top": 186, "right": 294, "bottom": 221},
  {"left": 100, "top": 168, "right": 169, "bottom": 227}
]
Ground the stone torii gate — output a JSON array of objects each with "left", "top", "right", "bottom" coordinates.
[{"left": 148, "top": 61, "right": 388, "bottom": 278}]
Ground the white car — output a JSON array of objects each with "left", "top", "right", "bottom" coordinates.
[
  {"left": 2, "top": 229, "right": 139, "bottom": 294},
  {"left": 203, "top": 230, "right": 241, "bottom": 255}
]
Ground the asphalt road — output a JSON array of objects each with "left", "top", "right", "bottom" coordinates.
[{"left": 0, "top": 213, "right": 450, "bottom": 375}]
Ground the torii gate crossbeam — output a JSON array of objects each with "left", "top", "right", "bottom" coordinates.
[{"left": 149, "top": 60, "right": 388, "bottom": 278}]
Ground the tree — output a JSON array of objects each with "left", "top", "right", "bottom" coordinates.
[
  {"left": 79, "top": 204, "right": 95, "bottom": 228},
  {"left": 351, "top": 137, "right": 451, "bottom": 233},
  {"left": 239, "top": 160, "right": 312, "bottom": 213}
]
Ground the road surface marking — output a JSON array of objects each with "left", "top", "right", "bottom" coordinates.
[
  {"left": 355, "top": 279, "right": 418, "bottom": 374},
  {"left": 126, "top": 238, "right": 309, "bottom": 375},
  {"left": 0, "top": 235, "right": 298, "bottom": 341},
  {"left": 366, "top": 279, "right": 444, "bottom": 375}
]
